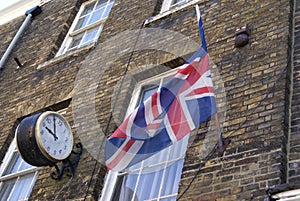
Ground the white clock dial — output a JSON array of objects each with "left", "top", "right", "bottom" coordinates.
[{"left": 35, "top": 111, "right": 73, "bottom": 161}]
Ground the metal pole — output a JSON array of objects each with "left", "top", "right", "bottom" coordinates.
[{"left": 0, "top": 13, "right": 32, "bottom": 69}]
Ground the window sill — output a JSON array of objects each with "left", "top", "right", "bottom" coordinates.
[
  {"left": 37, "top": 43, "right": 96, "bottom": 70},
  {"left": 0, "top": 167, "right": 43, "bottom": 181},
  {"left": 145, "top": 0, "right": 201, "bottom": 24}
]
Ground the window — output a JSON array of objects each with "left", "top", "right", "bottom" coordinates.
[
  {"left": 100, "top": 68, "right": 189, "bottom": 201},
  {"left": 160, "top": 0, "right": 191, "bottom": 13},
  {"left": 57, "top": 0, "right": 114, "bottom": 55},
  {"left": 0, "top": 139, "right": 38, "bottom": 201}
]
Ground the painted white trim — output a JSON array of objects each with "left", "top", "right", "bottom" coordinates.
[
  {"left": 0, "top": 0, "right": 40, "bottom": 25},
  {"left": 146, "top": 0, "right": 201, "bottom": 24},
  {"left": 98, "top": 170, "right": 118, "bottom": 201},
  {"left": 56, "top": 0, "right": 114, "bottom": 56},
  {"left": 100, "top": 67, "right": 188, "bottom": 201},
  {"left": 0, "top": 139, "right": 17, "bottom": 176},
  {"left": 0, "top": 138, "right": 40, "bottom": 200},
  {"left": 0, "top": 0, "right": 55, "bottom": 25},
  {"left": 272, "top": 189, "right": 300, "bottom": 200},
  {"left": 125, "top": 67, "right": 178, "bottom": 118}
]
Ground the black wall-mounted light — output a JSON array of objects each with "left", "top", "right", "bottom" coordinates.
[
  {"left": 235, "top": 24, "right": 250, "bottom": 48},
  {"left": 14, "top": 57, "right": 23, "bottom": 68}
]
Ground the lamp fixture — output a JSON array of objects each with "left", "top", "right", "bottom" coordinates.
[{"left": 235, "top": 24, "right": 250, "bottom": 47}]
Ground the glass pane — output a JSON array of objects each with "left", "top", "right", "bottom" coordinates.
[
  {"left": 10, "top": 173, "right": 36, "bottom": 201},
  {"left": 172, "top": 0, "right": 185, "bottom": 5},
  {"left": 95, "top": 0, "right": 108, "bottom": 10},
  {"left": 69, "top": 34, "right": 83, "bottom": 49},
  {"left": 74, "top": 16, "right": 90, "bottom": 30},
  {"left": 3, "top": 152, "right": 21, "bottom": 175},
  {"left": 126, "top": 161, "right": 142, "bottom": 171},
  {"left": 135, "top": 169, "right": 164, "bottom": 200},
  {"left": 160, "top": 197, "right": 177, "bottom": 201},
  {"left": 169, "top": 135, "right": 189, "bottom": 160},
  {"left": 81, "top": 2, "right": 95, "bottom": 16},
  {"left": 0, "top": 178, "right": 16, "bottom": 201},
  {"left": 81, "top": 27, "right": 100, "bottom": 45},
  {"left": 19, "top": 160, "right": 34, "bottom": 172},
  {"left": 102, "top": 3, "right": 114, "bottom": 19},
  {"left": 88, "top": 8, "right": 105, "bottom": 25},
  {"left": 119, "top": 174, "right": 138, "bottom": 201},
  {"left": 142, "top": 148, "right": 169, "bottom": 167},
  {"left": 161, "top": 160, "right": 184, "bottom": 196},
  {"left": 136, "top": 85, "right": 158, "bottom": 107},
  {"left": 142, "top": 87, "right": 158, "bottom": 102}
]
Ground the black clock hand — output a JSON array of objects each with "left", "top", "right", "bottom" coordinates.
[
  {"left": 45, "top": 126, "right": 58, "bottom": 141},
  {"left": 53, "top": 116, "right": 56, "bottom": 136}
]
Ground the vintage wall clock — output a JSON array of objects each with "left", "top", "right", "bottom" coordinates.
[{"left": 16, "top": 111, "right": 74, "bottom": 166}]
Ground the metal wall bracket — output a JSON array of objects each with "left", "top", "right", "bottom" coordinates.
[{"left": 50, "top": 142, "right": 83, "bottom": 180}]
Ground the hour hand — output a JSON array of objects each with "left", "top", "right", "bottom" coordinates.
[{"left": 45, "top": 127, "right": 58, "bottom": 141}]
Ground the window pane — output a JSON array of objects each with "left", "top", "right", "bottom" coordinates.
[
  {"left": 119, "top": 174, "right": 139, "bottom": 201},
  {"left": 161, "top": 160, "right": 184, "bottom": 196},
  {"left": 3, "top": 152, "right": 21, "bottom": 175},
  {"left": 135, "top": 169, "right": 164, "bottom": 200},
  {"left": 172, "top": 0, "right": 184, "bottom": 5},
  {"left": 69, "top": 33, "right": 84, "bottom": 49},
  {"left": 88, "top": 8, "right": 105, "bottom": 25},
  {"left": 136, "top": 85, "right": 158, "bottom": 107},
  {"left": 0, "top": 178, "right": 16, "bottom": 201},
  {"left": 95, "top": 0, "right": 108, "bottom": 10},
  {"left": 81, "top": 26, "right": 101, "bottom": 45},
  {"left": 142, "top": 87, "right": 158, "bottom": 102},
  {"left": 81, "top": 2, "right": 95, "bottom": 16},
  {"left": 160, "top": 197, "right": 177, "bottom": 201},
  {"left": 102, "top": 2, "right": 114, "bottom": 19},
  {"left": 169, "top": 134, "right": 189, "bottom": 159},
  {"left": 142, "top": 148, "right": 169, "bottom": 167},
  {"left": 126, "top": 160, "right": 142, "bottom": 171},
  {"left": 74, "top": 16, "right": 90, "bottom": 30},
  {"left": 10, "top": 173, "right": 37, "bottom": 201},
  {"left": 19, "top": 160, "right": 34, "bottom": 172}
]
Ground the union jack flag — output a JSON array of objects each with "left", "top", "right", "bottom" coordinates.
[{"left": 105, "top": 9, "right": 216, "bottom": 171}]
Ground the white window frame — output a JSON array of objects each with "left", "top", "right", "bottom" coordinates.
[
  {"left": 0, "top": 138, "right": 39, "bottom": 201},
  {"left": 56, "top": 0, "right": 114, "bottom": 56},
  {"left": 161, "top": 0, "right": 191, "bottom": 13},
  {"left": 100, "top": 67, "right": 189, "bottom": 201}
]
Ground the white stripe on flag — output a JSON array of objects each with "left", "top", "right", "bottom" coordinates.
[
  {"left": 113, "top": 140, "right": 144, "bottom": 171},
  {"left": 164, "top": 117, "right": 178, "bottom": 143}
]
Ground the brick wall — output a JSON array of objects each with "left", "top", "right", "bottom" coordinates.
[
  {"left": 145, "top": 0, "right": 291, "bottom": 200},
  {"left": 0, "top": 0, "right": 294, "bottom": 200},
  {"left": 288, "top": 0, "right": 300, "bottom": 185}
]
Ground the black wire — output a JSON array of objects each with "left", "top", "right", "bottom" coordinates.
[{"left": 83, "top": 21, "right": 145, "bottom": 201}]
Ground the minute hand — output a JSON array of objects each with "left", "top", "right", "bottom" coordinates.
[{"left": 45, "top": 127, "right": 58, "bottom": 141}]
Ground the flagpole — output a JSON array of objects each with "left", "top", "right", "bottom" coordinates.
[
  {"left": 195, "top": 5, "right": 229, "bottom": 156},
  {"left": 195, "top": 4, "right": 207, "bottom": 52}
]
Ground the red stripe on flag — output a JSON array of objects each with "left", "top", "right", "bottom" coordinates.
[
  {"left": 167, "top": 97, "right": 191, "bottom": 141},
  {"left": 151, "top": 92, "right": 160, "bottom": 118},
  {"left": 179, "top": 55, "right": 210, "bottom": 93},
  {"left": 106, "top": 139, "right": 135, "bottom": 170},
  {"left": 187, "top": 86, "right": 214, "bottom": 97},
  {"left": 111, "top": 118, "right": 129, "bottom": 139}
]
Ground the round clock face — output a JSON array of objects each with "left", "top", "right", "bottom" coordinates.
[{"left": 35, "top": 111, "right": 73, "bottom": 161}]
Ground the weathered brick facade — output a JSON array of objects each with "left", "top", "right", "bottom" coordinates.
[{"left": 0, "top": 0, "right": 297, "bottom": 200}]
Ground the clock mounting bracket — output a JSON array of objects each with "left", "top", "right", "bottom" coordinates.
[{"left": 50, "top": 142, "right": 83, "bottom": 180}]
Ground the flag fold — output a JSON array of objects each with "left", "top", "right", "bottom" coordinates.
[{"left": 105, "top": 7, "right": 216, "bottom": 171}]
